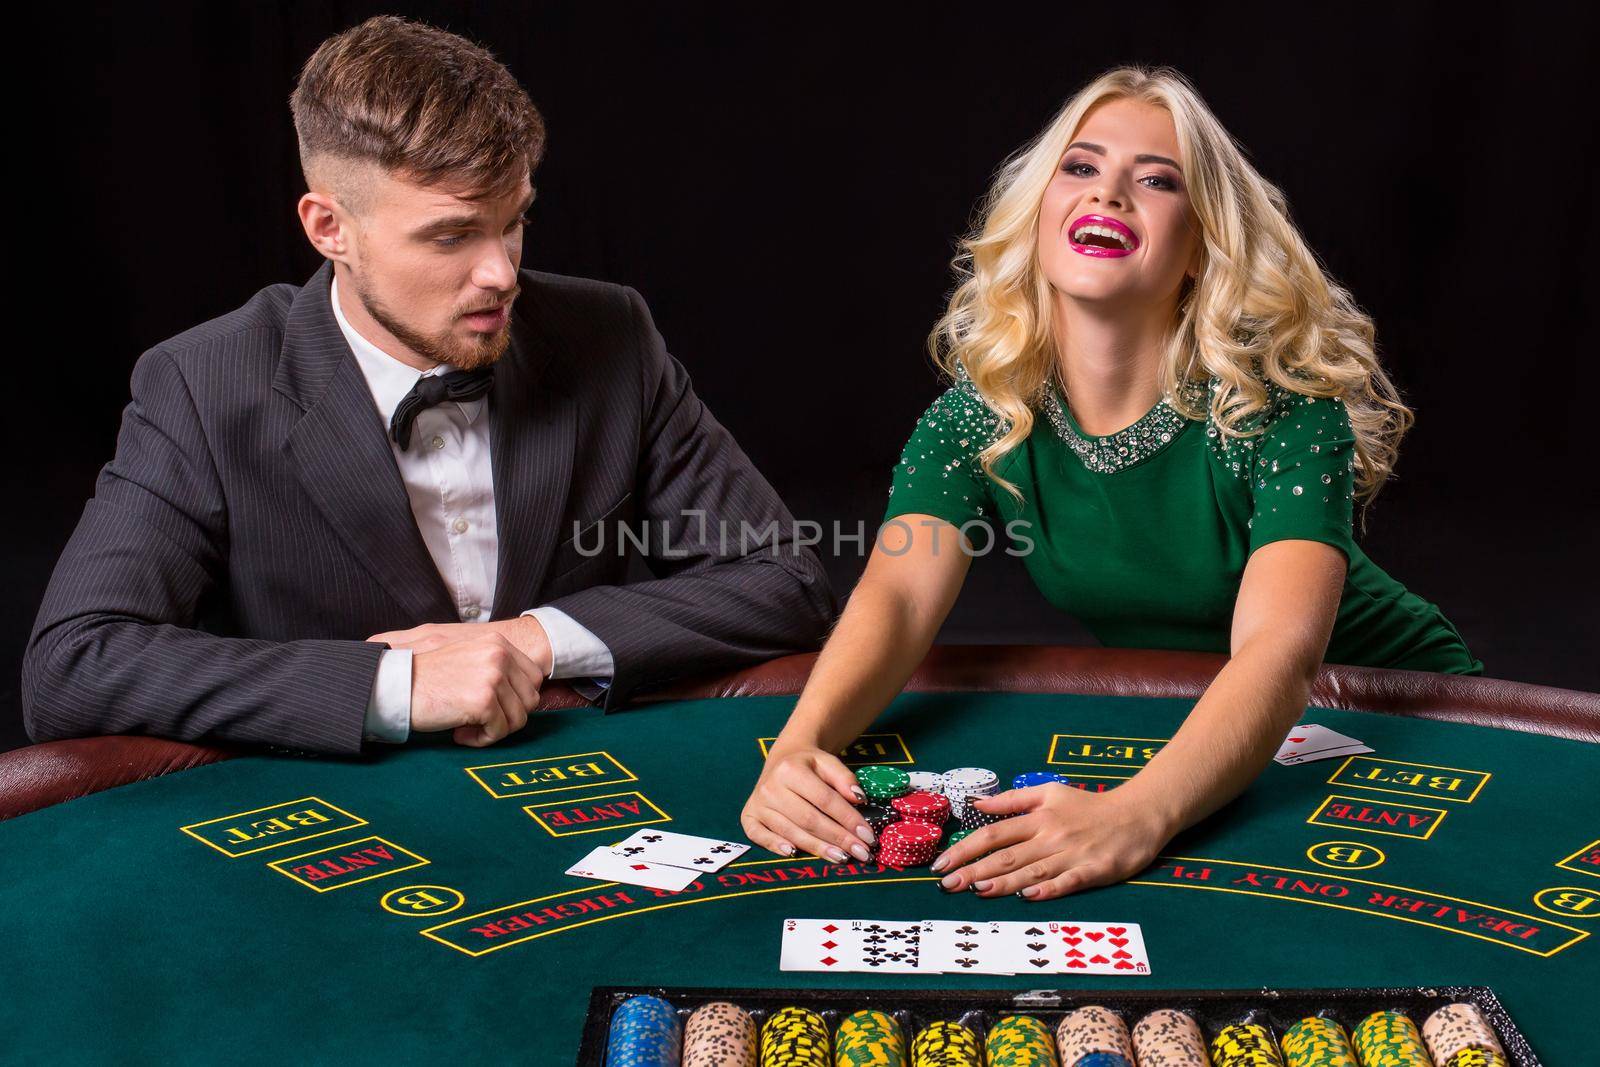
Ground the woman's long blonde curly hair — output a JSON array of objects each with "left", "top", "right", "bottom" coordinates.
[{"left": 931, "top": 64, "right": 1412, "bottom": 514}]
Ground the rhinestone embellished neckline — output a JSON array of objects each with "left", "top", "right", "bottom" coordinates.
[{"left": 1041, "top": 381, "right": 1201, "bottom": 474}]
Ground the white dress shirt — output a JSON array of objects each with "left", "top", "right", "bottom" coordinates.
[{"left": 330, "top": 278, "right": 614, "bottom": 743}]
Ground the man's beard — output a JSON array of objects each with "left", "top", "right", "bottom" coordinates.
[{"left": 354, "top": 277, "right": 519, "bottom": 371}]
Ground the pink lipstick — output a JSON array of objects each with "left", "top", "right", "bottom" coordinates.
[{"left": 1068, "top": 214, "right": 1139, "bottom": 258}]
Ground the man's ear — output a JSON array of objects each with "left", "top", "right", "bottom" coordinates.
[{"left": 297, "top": 191, "right": 353, "bottom": 264}]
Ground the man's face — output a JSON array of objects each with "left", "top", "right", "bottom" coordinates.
[{"left": 341, "top": 169, "right": 533, "bottom": 370}]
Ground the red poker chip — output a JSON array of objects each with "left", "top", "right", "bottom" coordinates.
[
  {"left": 876, "top": 820, "right": 942, "bottom": 866},
  {"left": 881, "top": 821, "right": 940, "bottom": 843},
  {"left": 891, "top": 790, "right": 951, "bottom": 824}
]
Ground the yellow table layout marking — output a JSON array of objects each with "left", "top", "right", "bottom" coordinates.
[
  {"left": 268, "top": 835, "right": 429, "bottom": 893},
  {"left": 1307, "top": 794, "right": 1449, "bottom": 841},
  {"left": 1326, "top": 756, "right": 1490, "bottom": 804},
  {"left": 523, "top": 790, "right": 670, "bottom": 837},
  {"left": 1045, "top": 733, "right": 1169, "bottom": 776},
  {"left": 464, "top": 751, "right": 638, "bottom": 800},
  {"left": 180, "top": 797, "right": 367, "bottom": 858},
  {"left": 1556, "top": 838, "right": 1600, "bottom": 880},
  {"left": 756, "top": 733, "right": 914, "bottom": 766}
]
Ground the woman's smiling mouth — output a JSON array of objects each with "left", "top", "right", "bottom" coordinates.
[{"left": 1068, "top": 213, "right": 1139, "bottom": 258}]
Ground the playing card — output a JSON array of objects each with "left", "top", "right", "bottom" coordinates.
[
  {"left": 565, "top": 845, "right": 700, "bottom": 891},
  {"left": 1274, "top": 723, "right": 1373, "bottom": 765},
  {"left": 991, "top": 922, "right": 1066, "bottom": 974},
  {"left": 609, "top": 829, "right": 749, "bottom": 872},
  {"left": 1051, "top": 920, "right": 1152, "bottom": 975},
  {"left": 779, "top": 919, "right": 923, "bottom": 973},
  {"left": 917, "top": 920, "right": 1015, "bottom": 974}
]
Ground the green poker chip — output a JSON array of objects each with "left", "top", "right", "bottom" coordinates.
[{"left": 855, "top": 765, "right": 911, "bottom": 801}]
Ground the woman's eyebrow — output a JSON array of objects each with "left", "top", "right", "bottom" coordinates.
[{"left": 1065, "top": 141, "right": 1183, "bottom": 171}]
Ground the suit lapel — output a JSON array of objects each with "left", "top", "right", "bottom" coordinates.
[
  {"left": 274, "top": 262, "right": 458, "bottom": 623},
  {"left": 488, "top": 316, "right": 576, "bottom": 620}
]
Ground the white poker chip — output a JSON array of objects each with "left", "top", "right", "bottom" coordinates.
[
  {"left": 906, "top": 770, "right": 947, "bottom": 793},
  {"left": 943, "top": 767, "right": 1000, "bottom": 797}
]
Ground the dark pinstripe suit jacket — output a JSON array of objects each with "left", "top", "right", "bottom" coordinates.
[{"left": 22, "top": 260, "right": 835, "bottom": 754}]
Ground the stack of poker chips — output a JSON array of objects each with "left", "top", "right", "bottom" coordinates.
[
  {"left": 860, "top": 801, "right": 900, "bottom": 837},
  {"left": 1131, "top": 1009, "right": 1207, "bottom": 1066},
  {"left": 856, "top": 766, "right": 912, "bottom": 804},
  {"left": 855, "top": 766, "right": 948, "bottom": 865},
  {"left": 1352, "top": 1010, "right": 1431, "bottom": 1066},
  {"left": 683, "top": 1002, "right": 757, "bottom": 1067},
  {"left": 891, "top": 790, "right": 951, "bottom": 827},
  {"left": 762, "top": 1007, "right": 830, "bottom": 1067},
  {"left": 1210, "top": 1021, "right": 1284, "bottom": 1066},
  {"left": 1055, "top": 1005, "right": 1135, "bottom": 1066},
  {"left": 910, "top": 1020, "right": 981, "bottom": 1066},
  {"left": 835, "top": 1009, "right": 905, "bottom": 1066},
  {"left": 605, "top": 995, "right": 682, "bottom": 1066},
  {"left": 907, "top": 770, "right": 949, "bottom": 795},
  {"left": 986, "top": 1015, "right": 1057, "bottom": 1066},
  {"left": 1422, "top": 1004, "right": 1508, "bottom": 1066},
  {"left": 1279, "top": 1016, "right": 1357, "bottom": 1066},
  {"left": 942, "top": 767, "right": 1003, "bottom": 833},
  {"left": 878, "top": 819, "right": 943, "bottom": 867}
]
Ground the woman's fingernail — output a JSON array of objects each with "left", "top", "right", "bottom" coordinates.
[
  {"left": 973, "top": 880, "right": 992, "bottom": 892},
  {"left": 1019, "top": 886, "right": 1037, "bottom": 898},
  {"left": 826, "top": 847, "right": 848, "bottom": 863},
  {"left": 856, "top": 825, "right": 875, "bottom": 845},
  {"left": 930, "top": 854, "right": 949, "bottom": 873},
  {"left": 850, "top": 843, "right": 871, "bottom": 862},
  {"left": 851, "top": 787, "right": 865, "bottom": 802},
  {"left": 940, "top": 874, "right": 960, "bottom": 890}
]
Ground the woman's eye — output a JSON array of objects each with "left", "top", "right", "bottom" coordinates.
[{"left": 1061, "top": 160, "right": 1178, "bottom": 190}]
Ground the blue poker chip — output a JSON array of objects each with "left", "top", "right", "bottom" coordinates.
[
  {"left": 1012, "top": 770, "right": 1073, "bottom": 790},
  {"left": 605, "top": 995, "right": 681, "bottom": 1066},
  {"left": 1074, "top": 1054, "right": 1133, "bottom": 1067}
]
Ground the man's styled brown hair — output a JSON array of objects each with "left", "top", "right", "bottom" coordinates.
[{"left": 289, "top": 15, "right": 546, "bottom": 210}]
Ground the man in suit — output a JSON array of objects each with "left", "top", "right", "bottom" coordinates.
[{"left": 21, "top": 16, "right": 834, "bottom": 755}]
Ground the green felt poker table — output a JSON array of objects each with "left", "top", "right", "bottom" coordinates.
[{"left": 2, "top": 645, "right": 1596, "bottom": 1064}]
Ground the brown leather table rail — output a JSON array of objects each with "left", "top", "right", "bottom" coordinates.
[{"left": 4, "top": 644, "right": 1596, "bottom": 821}]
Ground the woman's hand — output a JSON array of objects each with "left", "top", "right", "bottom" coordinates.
[
  {"left": 741, "top": 746, "right": 877, "bottom": 864},
  {"left": 929, "top": 784, "right": 1173, "bottom": 900}
]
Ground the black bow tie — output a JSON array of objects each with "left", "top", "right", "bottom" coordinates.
[{"left": 389, "top": 367, "right": 495, "bottom": 449}]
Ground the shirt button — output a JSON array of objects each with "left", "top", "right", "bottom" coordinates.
[
  {"left": 463, "top": 604, "right": 480, "bottom": 620},
  {"left": 452, "top": 518, "right": 469, "bottom": 534},
  {"left": 430, "top": 435, "right": 446, "bottom": 450}
]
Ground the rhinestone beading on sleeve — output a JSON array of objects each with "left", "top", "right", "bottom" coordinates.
[{"left": 888, "top": 372, "right": 1008, "bottom": 516}]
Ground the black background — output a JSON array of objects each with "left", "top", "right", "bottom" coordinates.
[{"left": 9, "top": 2, "right": 1596, "bottom": 752}]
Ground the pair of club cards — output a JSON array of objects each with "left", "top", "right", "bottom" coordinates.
[
  {"left": 1272, "top": 723, "right": 1372, "bottom": 766},
  {"left": 565, "top": 829, "right": 751, "bottom": 891},
  {"left": 780, "top": 918, "right": 1151, "bottom": 976}
]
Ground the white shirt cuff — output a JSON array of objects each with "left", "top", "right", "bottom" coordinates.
[
  {"left": 363, "top": 648, "right": 413, "bottom": 743},
  {"left": 523, "top": 606, "right": 614, "bottom": 679}
]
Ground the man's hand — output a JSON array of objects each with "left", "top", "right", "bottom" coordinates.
[
  {"left": 928, "top": 784, "right": 1173, "bottom": 900},
  {"left": 367, "top": 616, "right": 554, "bottom": 675},
  {"left": 367, "top": 620, "right": 552, "bottom": 747}
]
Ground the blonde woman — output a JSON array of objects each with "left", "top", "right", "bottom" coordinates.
[{"left": 740, "top": 66, "right": 1480, "bottom": 902}]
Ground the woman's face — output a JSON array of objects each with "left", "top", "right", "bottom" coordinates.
[{"left": 1037, "top": 98, "right": 1200, "bottom": 313}]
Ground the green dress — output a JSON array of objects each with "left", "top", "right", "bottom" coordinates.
[{"left": 883, "top": 371, "right": 1482, "bottom": 674}]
